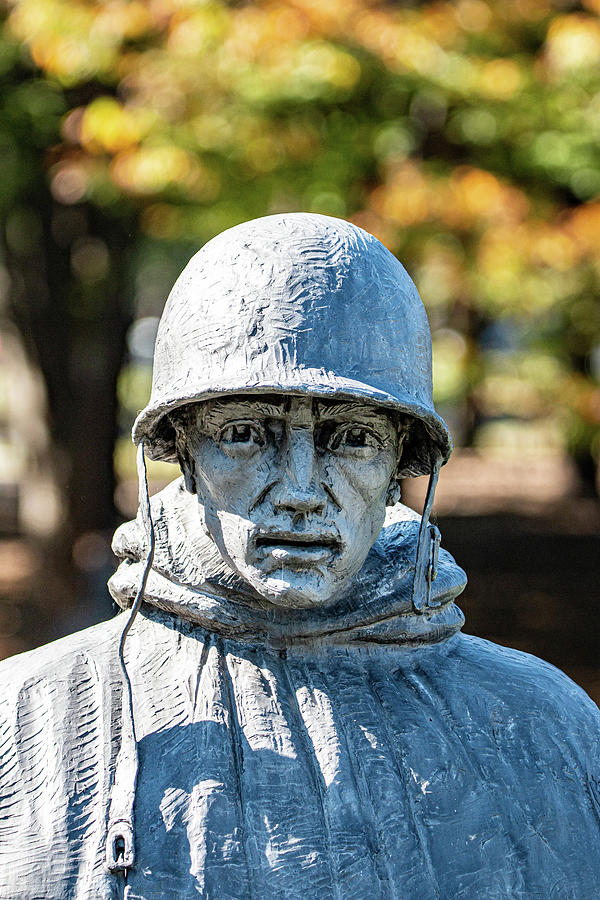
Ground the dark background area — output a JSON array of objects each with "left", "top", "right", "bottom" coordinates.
[{"left": 441, "top": 511, "right": 600, "bottom": 704}]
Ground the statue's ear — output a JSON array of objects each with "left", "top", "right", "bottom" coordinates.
[
  {"left": 386, "top": 417, "right": 409, "bottom": 505},
  {"left": 386, "top": 478, "right": 402, "bottom": 506},
  {"left": 169, "top": 413, "right": 198, "bottom": 494},
  {"left": 177, "top": 446, "right": 197, "bottom": 495}
]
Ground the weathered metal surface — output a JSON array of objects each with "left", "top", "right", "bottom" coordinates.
[
  {"left": 1, "top": 479, "right": 599, "bottom": 897},
  {"left": 1, "top": 214, "right": 599, "bottom": 898}
]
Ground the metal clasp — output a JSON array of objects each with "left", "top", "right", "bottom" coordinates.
[
  {"left": 106, "top": 820, "right": 135, "bottom": 873},
  {"left": 426, "top": 524, "right": 441, "bottom": 606}
]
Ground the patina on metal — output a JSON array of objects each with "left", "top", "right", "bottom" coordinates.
[{"left": 1, "top": 214, "right": 599, "bottom": 900}]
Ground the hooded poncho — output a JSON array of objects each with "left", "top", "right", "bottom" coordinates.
[{"left": 1, "top": 478, "right": 599, "bottom": 899}]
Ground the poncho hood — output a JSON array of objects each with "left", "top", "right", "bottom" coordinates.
[{"left": 109, "top": 477, "right": 466, "bottom": 648}]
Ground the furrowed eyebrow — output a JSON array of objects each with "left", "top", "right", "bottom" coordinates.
[
  {"left": 192, "top": 396, "right": 400, "bottom": 432},
  {"left": 314, "top": 400, "right": 394, "bottom": 422},
  {"left": 201, "top": 400, "right": 286, "bottom": 427}
]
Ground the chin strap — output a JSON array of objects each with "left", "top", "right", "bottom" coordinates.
[
  {"left": 411, "top": 454, "right": 442, "bottom": 613},
  {"left": 105, "top": 441, "right": 155, "bottom": 880}
]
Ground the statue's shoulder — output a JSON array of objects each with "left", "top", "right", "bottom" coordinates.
[
  {"left": 0, "top": 613, "right": 124, "bottom": 701},
  {"left": 0, "top": 615, "right": 127, "bottom": 895},
  {"left": 450, "top": 632, "right": 600, "bottom": 739}
]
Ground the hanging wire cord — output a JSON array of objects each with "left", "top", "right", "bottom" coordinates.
[{"left": 105, "top": 441, "right": 156, "bottom": 881}]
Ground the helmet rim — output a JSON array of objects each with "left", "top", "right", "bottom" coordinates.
[{"left": 133, "top": 375, "right": 452, "bottom": 477}]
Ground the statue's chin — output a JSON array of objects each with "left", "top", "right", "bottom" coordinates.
[
  {"left": 256, "top": 589, "right": 333, "bottom": 610},
  {"left": 239, "top": 568, "right": 346, "bottom": 610}
]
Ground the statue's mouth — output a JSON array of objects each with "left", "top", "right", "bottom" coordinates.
[{"left": 255, "top": 532, "right": 341, "bottom": 564}]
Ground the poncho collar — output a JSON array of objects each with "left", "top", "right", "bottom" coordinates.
[{"left": 109, "top": 477, "right": 466, "bottom": 649}]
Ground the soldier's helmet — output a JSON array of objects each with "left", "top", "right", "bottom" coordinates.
[{"left": 133, "top": 212, "right": 452, "bottom": 477}]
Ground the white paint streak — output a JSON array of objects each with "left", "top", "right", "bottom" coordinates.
[{"left": 410, "top": 767, "right": 432, "bottom": 795}]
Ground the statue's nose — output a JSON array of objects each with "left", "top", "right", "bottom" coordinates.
[{"left": 272, "top": 427, "right": 326, "bottom": 515}]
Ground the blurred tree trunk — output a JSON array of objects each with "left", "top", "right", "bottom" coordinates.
[
  {"left": 5, "top": 192, "right": 132, "bottom": 578},
  {"left": 569, "top": 350, "right": 600, "bottom": 499},
  {"left": 572, "top": 451, "right": 599, "bottom": 498},
  {"left": 0, "top": 40, "right": 135, "bottom": 609}
]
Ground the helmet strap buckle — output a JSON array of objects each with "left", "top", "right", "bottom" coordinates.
[{"left": 411, "top": 456, "right": 442, "bottom": 613}]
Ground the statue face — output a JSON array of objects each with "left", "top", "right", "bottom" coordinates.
[{"left": 180, "top": 395, "right": 401, "bottom": 609}]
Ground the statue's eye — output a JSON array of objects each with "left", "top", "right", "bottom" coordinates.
[
  {"left": 343, "top": 427, "right": 371, "bottom": 448},
  {"left": 326, "top": 425, "right": 382, "bottom": 457},
  {"left": 219, "top": 422, "right": 264, "bottom": 447}
]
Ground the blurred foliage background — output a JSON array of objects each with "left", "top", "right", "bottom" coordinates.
[{"left": 0, "top": 0, "right": 598, "bottom": 697}]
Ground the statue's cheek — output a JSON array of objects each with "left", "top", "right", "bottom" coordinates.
[
  {"left": 328, "top": 453, "right": 397, "bottom": 505},
  {"left": 196, "top": 447, "right": 276, "bottom": 505}
]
